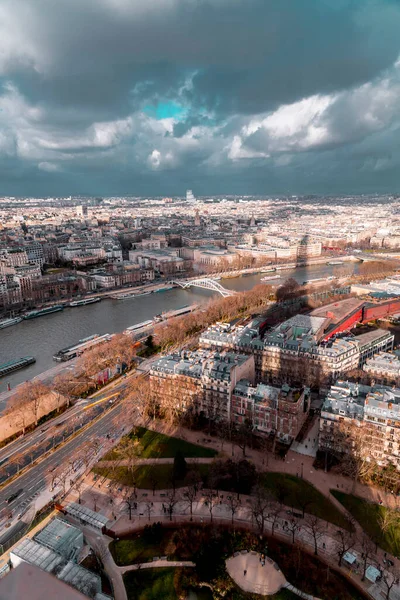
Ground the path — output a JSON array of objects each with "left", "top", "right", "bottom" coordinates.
[{"left": 119, "top": 559, "right": 195, "bottom": 574}]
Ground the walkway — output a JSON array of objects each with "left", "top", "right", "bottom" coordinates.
[{"left": 119, "top": 559, "right": 195, "bottom": 574}]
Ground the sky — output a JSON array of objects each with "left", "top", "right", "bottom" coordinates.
[{"left": 1, "top": 0, "right": 400, "bottom": 197}]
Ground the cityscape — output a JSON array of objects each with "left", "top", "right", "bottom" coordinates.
[{"left": 2, "top": 1, "right": 400, "bottom": 600}]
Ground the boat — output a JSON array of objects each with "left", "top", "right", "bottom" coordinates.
[
  {"left": 23, "top": 305, "right": 64, "bottom": 320},
  {"left": 0, "top": 317, "right": 23, "bottom": 330},
  {"left": 155, "top": 285, "right": 175, "bottom": 293},
  {"left": 53, "top": 333, "right": 111, "bottom": 362},
  {"left": 327, "top": 261, "right": 345, "bottom": 266},
  {"left": 261, "top": 268, "right": 276, "bottom": 273},
  {"left": 124, "top": 320, "right": 154, "bottom": 334},
  {"left": 0, "top": 356, "right": 36, "bottom": 378},
  {"left": 114, "top": 290, "right": 153, "bottom": 300},
  {"left": 302, "top": 278, "right": 326, "bottom": 285},
  {"left": 69, "top": 297, "right": 101, "bottom": 307},
  {"left": 261, "top": 275, "right": 281, "bottom": 281},
  {"left": 134, "top": 290, "right": 152, "bottom": 297},
  {"left": 161, "top": 304, "right": 198, "bottom": 320}
]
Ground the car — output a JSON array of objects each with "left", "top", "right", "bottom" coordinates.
[{"left": 6, "top": 489, "right": 23, "bottom": 504}]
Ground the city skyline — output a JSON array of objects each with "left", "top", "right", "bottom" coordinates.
[{"left": 1, "top": 0, "right": 400, "bottom": 196}]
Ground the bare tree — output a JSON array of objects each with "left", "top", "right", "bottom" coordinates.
[
  {"left": 10, "top": 454, "right": 24, "bottom": 476},
  {"left": 304, "top": 515, "right": 325, "bottom": 555},
  {"left": 165, "top": 489, "right": 179, "bottom": 522},
  {"left": 267, "top": 503, "right": 282, "bottom": 538},
  {"left": 74, "top": 480, "right": 84, "bottom": 504},
  {"left": 183, "top": 483, "right": 198, "bottom": 521},
  {"left": 124, "top": 491, "right": 136, "bottom": 520},
  {"left": 359, "top": 532, "right": 376, "bottom": 582},
  {"left": 335, "top": 529, "right": 355, "bottom": 567},
  {"left": 120, "top": 437, "right": 140, "bottom": 488},
  {"left": 251, "top": 484, "right": 271, "bottom": 536},
  {"left": 381, "top": 565, "right": 400, "bottom": 600},
  {"left": 227, "top": 494, "right": 241, "bottom": 526},
  {"left": 204, "top": 488, "right": 218, "bottom": 523},
  {"left": 143, "top": 499, "right": 153, "bottom": 522},
  {"left": 286, "top": 517, "right": 301, "bottom": 545}
]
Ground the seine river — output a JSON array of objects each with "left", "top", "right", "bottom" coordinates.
[{"left": 0, "top": 263, "right": 357, "bottom": 391}]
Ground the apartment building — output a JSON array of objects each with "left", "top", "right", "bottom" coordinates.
[
  {"left": 1, "top": 248, "right": 29, "bottom": 267},
  {"left": 319, "top": 380, "right": 400, "bottom": 469},
  {"left": 231, "top": 380, "right": 310, "bottom": 445},
  {"left": 363, "top": 352, "right": 400, "bottom": 385},
  {"left": 150, "top": 350, "right": 255, "bottom": 422}
]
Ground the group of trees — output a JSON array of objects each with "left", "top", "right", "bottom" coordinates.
[{"left": 4, "top": 380, "right": 61, "bottom": 438}]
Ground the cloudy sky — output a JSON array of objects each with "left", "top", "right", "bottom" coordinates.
[{"left": 1, "top": 0, "right": 400, "bottom": 197}]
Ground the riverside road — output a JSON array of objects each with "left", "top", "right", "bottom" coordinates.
[{"left": 0, "top": 262, "right": 356, "bottom": 391}]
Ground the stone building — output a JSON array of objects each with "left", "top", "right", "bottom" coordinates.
[
  {"left": 319, "top": 380, "right": 400, "bottom": 470},
  {"left": 150, "top": 349, "right": 255, "bottom": 422},
  {"left": 231, "top": 380, "right": 310, "bottom": 445}
]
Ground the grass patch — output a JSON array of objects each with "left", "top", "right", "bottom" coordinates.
[
  {"left": 111, "top": 526, "right": 185, "bottom": 566},
  {"left": 331, "top": 490, "right": 400, "bottom": 555},
  {"left": 102, "top": 426, "right": 217, "bottom": 461},
  {"left": 124, "top": 567, "right": 180, "bottom": 600},
  {"left": 261, "top": 473, "right": 351, "bottom": 530},
  {"left": 93, "top": 463, "right": 210, "bottom": 490}
]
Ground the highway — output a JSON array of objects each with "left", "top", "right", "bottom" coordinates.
[{"left": 0, "top": 356, "right": 155, "bottom": 544}]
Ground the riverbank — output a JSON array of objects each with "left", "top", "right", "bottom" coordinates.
[{"left": 0, "top": 261, "right": 365, "bottom": 391}]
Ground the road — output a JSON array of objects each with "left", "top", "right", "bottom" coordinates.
[{"left": 0, "top": 356, "right": 156, "bottom": 543}]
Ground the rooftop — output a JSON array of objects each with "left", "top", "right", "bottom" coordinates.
[{"left": 35, "top": 518, "right": 82, "bottom": 559}]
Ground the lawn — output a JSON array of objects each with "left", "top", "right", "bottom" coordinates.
[
  {"left": 331, "top": 490, "right": 400, "bottom": 555},
  {"left": 111, "top": 527, "right": 185, "bottom": 566},
  {"left": 93, "top": 463, "right": 210, "bottom": 490},
  {"left": 261, "top": 473, "right": 351, "bottom": 530},
  {"left": 102, "top": 426, "right": 217, "bottom": 461},
  {"left": 124, "top": 567, "right": 181, "bottom": 600}
]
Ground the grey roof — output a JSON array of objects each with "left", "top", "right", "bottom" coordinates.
[
  {"left": 35, "top": 518, "right": 82, "bottom": 557},
  {"left": 65, "top": 502, "right": 109, "bottom": 528},
  {"left": 322, "top": 379, "right": 400, "bottom": 421},
  {"left": 11, "top": 538, "right": 63, "bottom": 573},
  {"left": 58, "top": 562, "right": 101, "bottom": 597},
  {"left": 151, "top": 349, "right": 251, "bottom": 382}
]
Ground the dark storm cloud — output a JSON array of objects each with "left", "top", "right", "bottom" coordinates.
[{"left": 1, "top": 0, "right": 400, "bottom": 195}]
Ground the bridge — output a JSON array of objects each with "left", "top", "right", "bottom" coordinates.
[{"left": 173, "top": 278, "right": 236, "bottom": 297}]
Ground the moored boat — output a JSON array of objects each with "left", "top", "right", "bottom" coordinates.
[
  {"left": 69, "top": 297, "right": 101, "bottom": 307},
  {"left": 0, "top": 356, "right": 36, "bottom": 377},
  {"left": 0, "top": 317, "right": 23, "bottom": 329},
  {"left": 23, "top": 305, "right": 64, "bottom": 320}
]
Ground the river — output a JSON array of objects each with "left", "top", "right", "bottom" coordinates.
[{"left": 0, "top": 262, "right": 357, "bottom": 391}]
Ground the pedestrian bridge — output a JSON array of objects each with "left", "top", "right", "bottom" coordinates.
[{"left": 173, "top": 278, "right": 236, "bottom": 297}]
